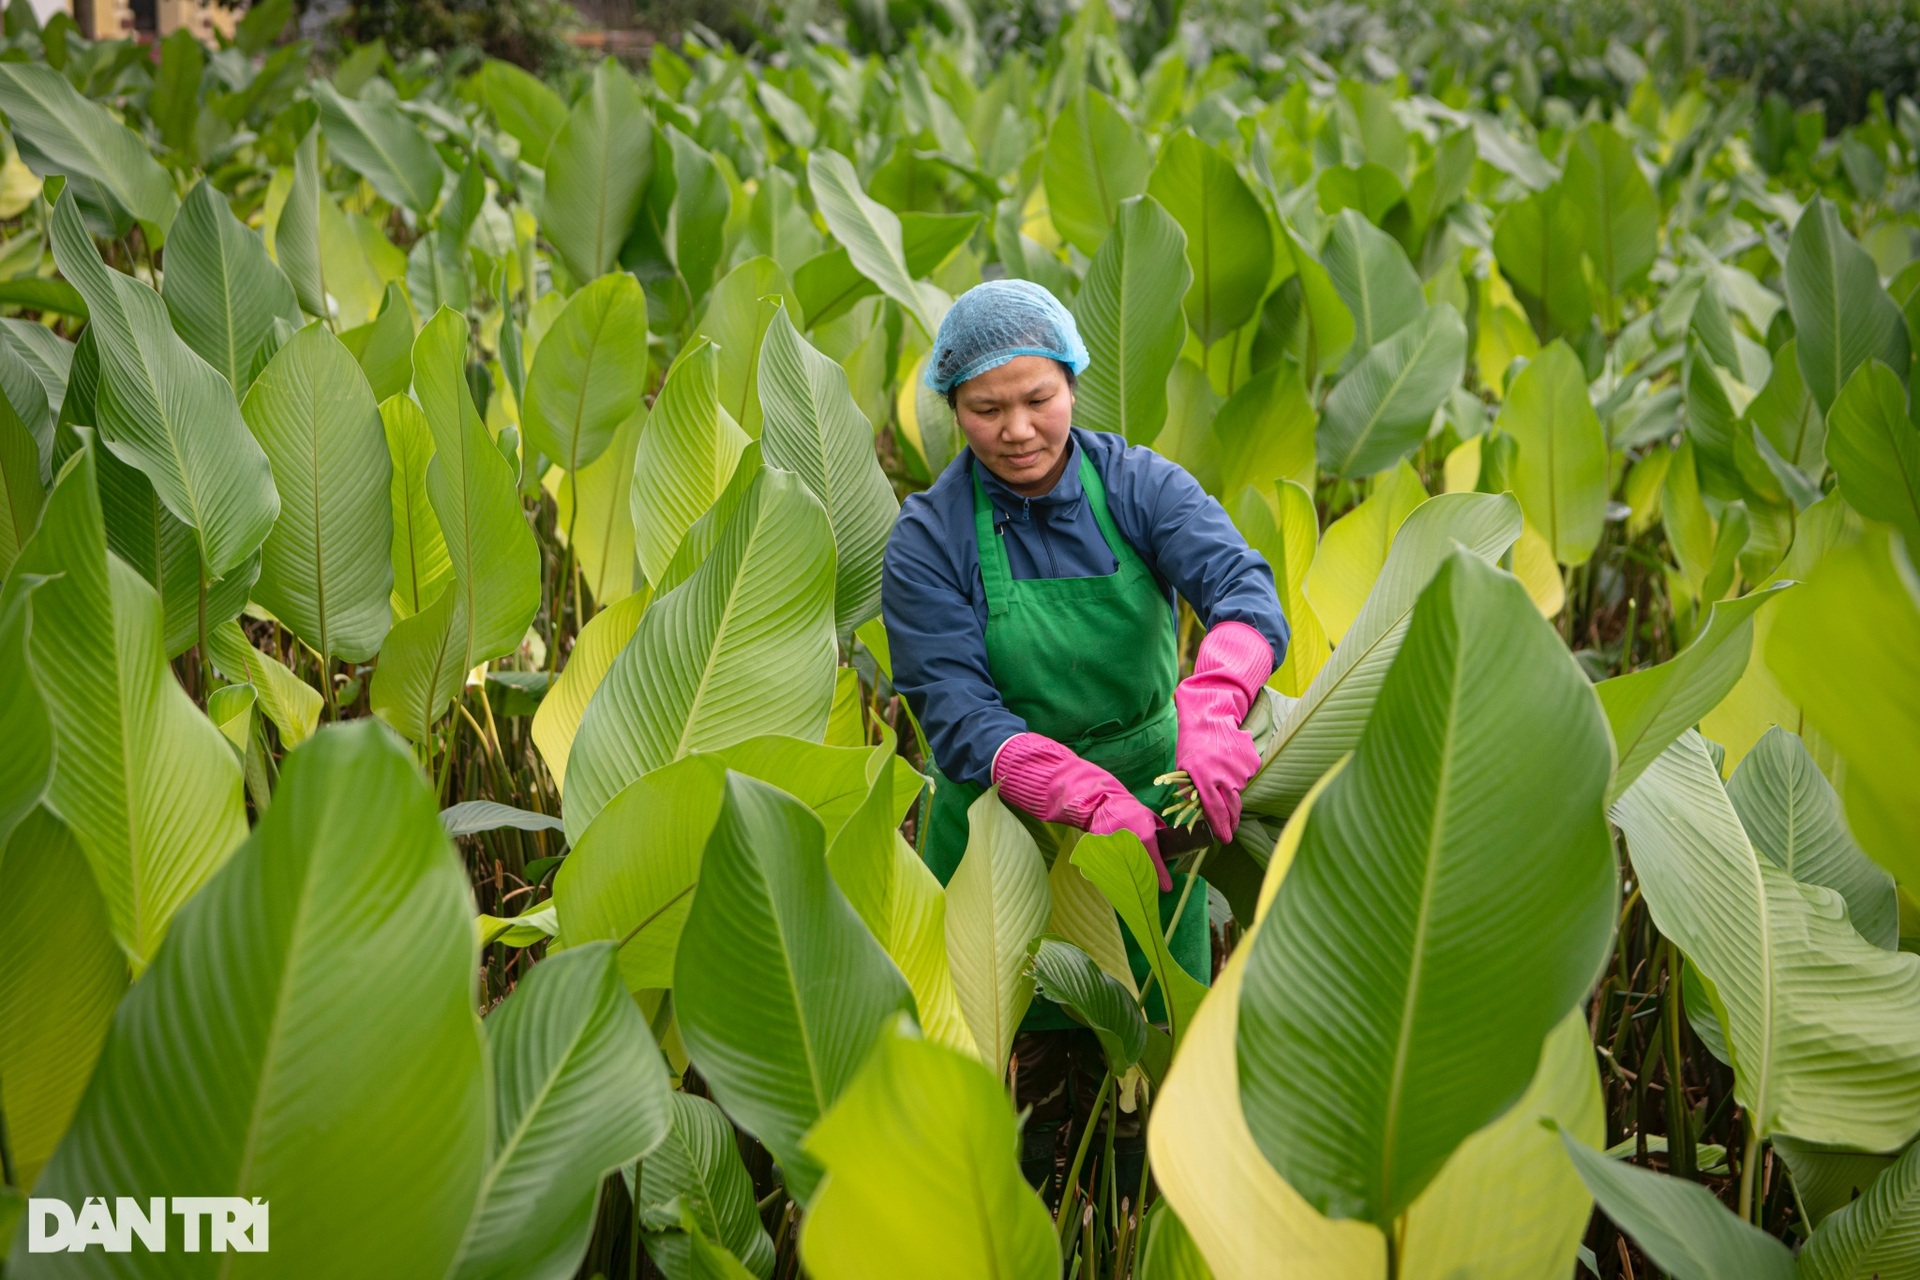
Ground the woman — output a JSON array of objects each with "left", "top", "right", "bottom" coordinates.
[{"left": 882, "top": 277, "right": 1289, "bottom": 982}]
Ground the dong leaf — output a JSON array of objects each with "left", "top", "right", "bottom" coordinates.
[
  {"left": 1322, "top": 209, "right": 1426, "bottom": 353},
  {"left": 523, "top": 271, "right": 648, "bottom": 476},
  {"left": 1238, "top": 551, "right": 1616, "bottom": 1226},
  {"left": 1073, "top": 831, "right": 1208, "bottom": 1045},
  {"left": 0, "top": 392, "right": 43, "bottom": 580},
  {"left": 1492, "top": 183, "right": 1592, "bottom": 339},
  {"left": 1561, "top": 122, "right": 1658, "bottom": 324},
  {"left": 1316, "top": 303, "right": 1466, "bottom": 479},
  {"left": 635, "top": 1094, "right": 777, "bottom": 1279},
  {"left": 381, "top": 392, "right": 452, "bottom": 619},
  {"left": 945, "top": 789, "right": 1052, "bottom": 1070},
  {"left": 1042, "top": 88, "right": 1149, "bottom": 257},
  {"left": 1500, "top": 340, "right": 1607, "bottom": 565},
  {"left": 675, "top": 772, "right": 913, "bottom": 1203},
  {"left": 565, "top": 468, "right": 837, "bottom": 841},
  {"left": 1029, "top": 936, "right": 1148, "bottom": 1074},
  {"left": 757, "top": 304, "right": 897, "bottom": 634},
  {"left": 1787, "top": 197, "right": 1910, "bottom": 416},
  {"left": 808, "top": 149, "right": 938, "bottom": 339},
  {"left": 480, "top": 59, "right": 568, "bottom": 167},
  {"left": 1797, "top": 1140, "right": 1920, "bottom": 1280},
  {"left": 800, "top": 1017, "right": 1057, "bottom": 1279},
  {"left": 50, "top": 191, "right": 278, "bottom": 579},
  {"left": 552, "top": 407, "right": 644, "bottom": 605},
  {"left": 697, "top": 256, "right": 797, "bottom": 438},
  {"left": 0, "top": 62, "right": 177, "bottom": 240},
  {"left": 314, "top": 80, "right": 443, "bottom": 214},
  {"left": 541, "top": 60, "right": 655, "bottom": 284},
  {"left": 631, "top": 339, "right": 749, "bottom": 586},
  {"left": 206, "top": 619, "right": 323, "bottom": 747},
  {"left": 369, "top": 578, "right": 467, "bottom": 744},
  {"left": 242, "top": 322, "right": 394, "bottom": 662},
  {"left": 0, "top": 576, "right": 50, "bottom": 845},
  {"left": 1825, "top": 358, "right": 1920, "bottom": 548},
  {"left": 1147, "top": 130, "right": 1273, "bottom": 346},
  {"left": 161, "top": 180, "right": 301, "bottom": 396},
  {"left": 1069, "top": 194, "right": 1191, "bottom": 446},
  {"left": 532, "top": 589, "right": 647, "bottom": 793},
  {"left": 14, "top": 722, "right": 488, "bottom": 1277}
]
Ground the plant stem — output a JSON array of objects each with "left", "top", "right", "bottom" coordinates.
[
  {"left": 1058, "top": 1073, "right": 1114, "bottom": 1258},
  {"left": 1738, "top": 1121, "right": 1763, "bottom": 1223},
  {"left": 1663, "top": 939, "right": 1693, "bottom": 1179}
]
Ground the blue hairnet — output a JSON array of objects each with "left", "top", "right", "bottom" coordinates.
[{"left": 923, "top": 279, "right": 1091, "bottom": 394}]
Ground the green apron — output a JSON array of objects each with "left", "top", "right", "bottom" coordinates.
[{"left": 920, "top": 451, "right": 1211, "bottom": 1026}]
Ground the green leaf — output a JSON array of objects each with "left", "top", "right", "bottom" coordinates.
[
  {"left": 697, "top": 256, "right": 796, "bottom": 439},
  {"left": 532, "top": 589, "right": 647, "bottom": 792},
  {"left": 0, "top": 808, "right": 125, "bottom": 1192},
  {"left": 1322, "top": 208, "right": 1426, "bottom": 353},
  {"left": 1030, "top": 935, "right": 1148, "bottom": 1074},
  {"left": 1729, "top": 727, "right": 1898, "bottom": 950},
  {"left": 413, "top": 306, "right": 542, "bottom": 666},
  {"left": 1825, "top": 358, "right": 1920, "bottom": 549},
  {"left": 1246, "top": 491, "right": 1523, "bottom": 820},
  {"left": 541, "top": 61, "right": 655, "bottom": 284},
  {"left": 524, "top": 272, "right": 648, "bottom": 476},
  {"left": 1238, "top": 551, "right": 1616, "bottom": 1226},
  {"left": 668, "top": 127, "right": 729, "bottom": 307},
  {"left": 370, "top": 577, "right": 467, "bottom": 744},
  {"left": 276, "top": 124, "right": 328, "bottom": 320},
  {"left": 14, "top": 722, "right": 489, "bottom": 1276},
  {"left": 50, "top": 192, "right": 279, "bottom": 579},
  {"left": 162, "top": 180, "right": 301, "bottom": 396},
  {"left": 449, "top": 942, "right": 673, "bottom": 1280},
  {"left": 1137, "top": 1201, "right": 1214, "bottom": 1280},
  {"left": 151, "top": 28, "right": 204, "bottom": 158},
  {"left": 808, "top": 149, "right": 938, "bottom": 340},
  {"left": 440, "top": 800, "right": 563, "bottom": 837},
  {"left": 552, "top": 407, "right": 644, "bottom": 605},
  {"left": 1200, "top": 363, "right": 1317, "bottom": 501},
  {"left": 1042, "top": 87, "right": 1150, "bottom": 257},
  {"left": 341, "top": 282, "right": 416, "bottom": 403},
  {"left": 313, "top": 80, "right": 442, "bottom": 215},
  {"left": 1557, "top": 1128, "right": 1794, "bottom": 1280},
  {"left": 1596, "top": 583, "right": 1791, "bottom": 803},
  {"left": 946, "top": 788, "right": 1052, "bottom": 1070},
  {"left": 635, "top": 1093, "right": 777, "bottom": 1279},
  {"left": 381, "top": 391, "right": 452, "bottom": 619},
  {"left": 1561, "top": 122, "right": 1658, "bottom": 323},
  {"left": 1073, "top": 831, "right": 1208, "bottom": 1044},
  {"left": 630, "top": 339, "right": 749, "bottom": 586},
  {"left": 1774, "top": 1137, "right": 1900, "bottom": 1229},
  {"left": 675, "top": 772, "right": 912, "bottom": 1203},
  {"left": 1315, "top": 303, "right": 1467, "bottom": 480},
  {"left": 13, "top": 436, "right": 248, "bottom": 972},
  {"left": 242, "top": 322, "right": 394, "bottom": 662},
  {"left": 1798, "top": 1140, "right": 1920, "bottom": 1280},
  {"left": 0, "top": 393, "right": 44, "bottom": 584},
  {"left": 565, "top": 467, "right": 837, "bottom": 841},
  {"left": 480, "top": 59, "right": 568, "bottom": 168},
  {"left": 1787, "top": 197, "right": 1910, "bottom": 416},
  {"left": 1500, "top": 340, "right": 1608, "bottom": 565},
  {"left": 206, "top": 619, "right": 322, "bottom": 747},
  {"left": 1610, "top": 733, "right": 1920, "bottom": 1152},
  {"left": 1767, "top": 527, "right": 1920, "bottom": 888},
  {"left": 758, "top": 303, "right": 897, "bottom": 634},
  {"left": 1147, "top": 130, "right": 1273, "bottom": 347},
  {"left": 1069, "top": 194, "right": 1191, "bottom": 446},
  {"left": 0, "top": 277, "right": 87, "bottom": 319},
  {"left": 1493, "top": 183, "right": 1592, "bottom": 340},
  {"left": 800, "top": 1017, "right": 1057, "bottom": 1279},
  {"left": 0, "top": 576, "right": 50, "bottom": 846},
  {"left": 0, "top": 62, "right": 178, "bottom": 240}
]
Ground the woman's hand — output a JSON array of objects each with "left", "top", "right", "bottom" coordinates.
[
  {"left": 1174, "top": 621, "right": 1274, "bottom": 843},
  {"left": 992, "top": 732, "right": 1171, "bottom": 891}
]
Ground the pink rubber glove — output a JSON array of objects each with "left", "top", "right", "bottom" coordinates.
[
  {"left": 993, "top": 732, "right": 1171, "bottom": 891},
  {"left": 1175, "top": 621, "right": 1274, "bottom": 843}
]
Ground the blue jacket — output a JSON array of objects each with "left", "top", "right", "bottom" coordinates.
[{"left": 881, "top": 428, "right": 1291, "bottom": 789}]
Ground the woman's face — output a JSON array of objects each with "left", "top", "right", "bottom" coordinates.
[{"left": 952, "top": 356, "right": 1075, "bottom": 496}]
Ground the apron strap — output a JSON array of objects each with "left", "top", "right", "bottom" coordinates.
[
  {"left": 971, "top": 458, "right": 1013, "bottom": 618},
  {"left": 1076, "top": 451, "right": 1150, "bottom": 578}
]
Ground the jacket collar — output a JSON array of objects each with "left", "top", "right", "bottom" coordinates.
[{"left": 973, "top": 433, "right": 1083, "bottom": 525}]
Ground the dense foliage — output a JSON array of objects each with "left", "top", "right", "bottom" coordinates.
[{"left": 0, "top": 1, "right": 1917, "bottom": 1278}]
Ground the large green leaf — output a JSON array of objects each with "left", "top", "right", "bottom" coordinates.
[
  {"left": 479, "top": 59, "right": 568, "bottom": 168},
  {"left": 0, "top": 808, "right": 125, "bottom": 1193},
  {"left": 541, "top": 60, "right": 655, "bottom": 284},
  {"left": 565, "top": 467, "right": 836, "bottom": 840},
  {"left": 205, "top": 620, "right": 322, "bottom": 747},
  {"left": 344, "top": 282, "right": 416, "bottom": 403},
  {"left": 1558, "top": 1129, "right": 1794, "bottom": 1280},
  {"left": 1277, "top": 219, "right": 1356, "bottom": 382},
  {"left": 1030, "top": 935, "right": 1148, "bottom": 1074},
  {"left": 667, "top": 127, "right": 730, "bottom": 307},
  {"left": 1610, "top": 733, "right": 1920, "bottom": 1152},
  {"left": 1069, "top": 194, "right": 1191, "bottom": 446},
  {"left": 1500, "top": 340, "right": 1607, "bottom": 565},
  {"left": 696, "top": 256, "right": 797, "bottom": 439},
  {"left": 242, "top": 322, "right": 393, "bottom": 662},
  {"left": 313, "top": 80, "right": 443, "bottom": 214},
  {"left": 758, "top": 304, "right": 897, "bottom": 634},
  {"left": 635, "top": 1094, "right": 777, "bottom": 1280},
  {"left": 1729, "top": 727, "right": 1898, "bottom": 950},
  {"left": 1042, "top": 88, "right": 1149, "bottom": 257},
  {"left": 1146, "top": 130, "right": 1273, "bottom": 347},
  {"left": 1238, "top": 551, "right": 1616, "bottom": 1226},
  {"left": 1492, "top": 182, "right": 1592, "bottom": 339},
  {"left": 13, "top": 437, "right": 247, "bottom": 973},
  {"left": 800, "top": 1017, "right": 1057, "bottom": 1280},
  {"left": 369, "top": 578, "right": 467, "bottom": 744},
  {"left": 50, "top": 192, "right": 278, "bottom": 579},
  {"left": 1798, "top": 1140, "right": 1920, "bottom": 1280},
  {"left": 807, "top": 149, "right": 938, "bottom": 339},
  {"left": 524, "top": 272, "right": 648, "bottom": 480},
  {"left": 0, "top": 393, "right": 44, "bottom": 579},
  {"left": 9, "top": 722, "right": 488, "bottom": 1279},
  {"left": 553, "top": 407, "right": 644, "bottom": 606},
  {"left": 413, "top": 306, "right": 542, "bottom": 666},
  {"left": 0, "top": 62, "right": 177, "bottom": 240},
  {"left": 1315, "top": 303, "right": 1466, "bottom": 479},
  {"left": 1561, "top": 122, "right": 1658, "bottom": 324},
  {"left": 945, "top": 788, "right": 1052, "bottom": 1070},
  {"left": 1787, "top": 196, "right": 1910, "bottom": 416},
  {"left": 1322, "top": 208, "right": 1425, "bottom": 353},
  {"left": 1775, "top": 1137, "right": 1899, "bottom": 1229},
  {"left": 1192, "top": 364, "right": 1316, "bottom": 502},
  {"left": 275, "top": 124, "right": 327, "bottom": 321},
  {"left": 1825, "top": 358, "right": 1920, "bottom": 548},
  {"left": 531, "top": 589, "right": 647, "bottom": 792},
  {"left": 449, "top": 942, "right": 673, "bottom": 1280},
  {"left": 161, "top": 180, "right": 300, "bottom": 397},
  {"left": 1244, "top": 491, "right": 1522, "bottom": 820},
  {"left": 1073, "top": 831, "right": 1209, "bottom": 1044},
  {"left": 1767, "top": 528, "right": 1920, "bottom": 888},
  {"left": 1596, "top": 584, "right": 1789, "bottom": 802},
  {"left": 630, "top": 339, "right": 749, "bottom": 586},
  {"left": 381, "top": 392, "right": 451, "bottom": 618},
  {"left": 674, "top": 772, "right": 912, "bottom": 1203},
  {"left": 0, "top": 573, "right": 50, "bottom": 845}
]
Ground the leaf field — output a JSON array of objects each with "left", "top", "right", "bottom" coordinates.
[{"left": 0, "top": 1, "right": 1918, "bottom": 1277}]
